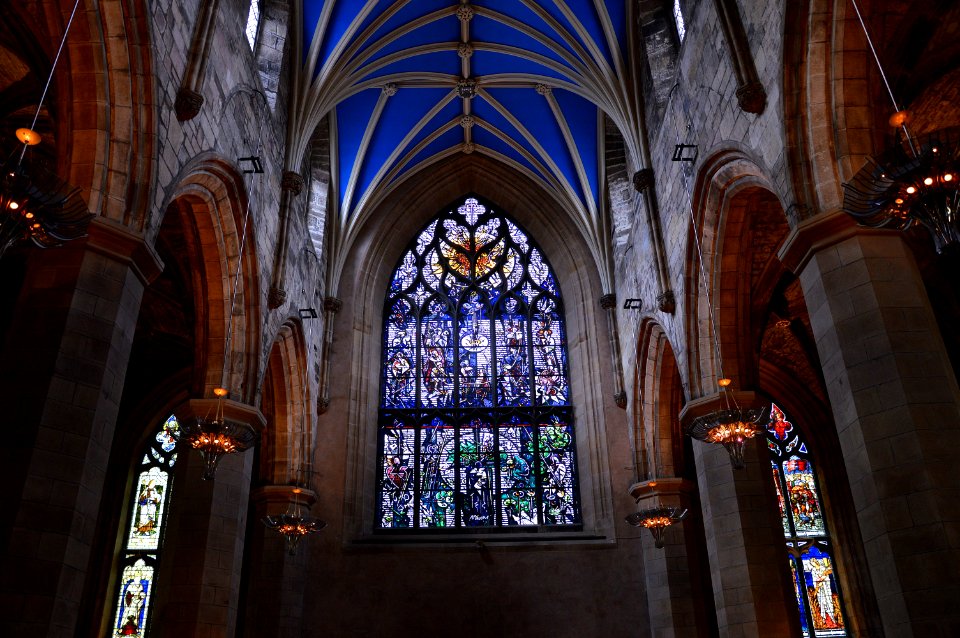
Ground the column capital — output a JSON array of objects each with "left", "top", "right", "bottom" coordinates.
[
  {"left": 177, "top": 397, "right": 267, "bottom": 433},
  {"left": 777, "top": 209, "right": 893, "bottom": 274},
  {"left": 85, "top": 216, "right": 164, "bottom": 285},
  {"left": 628, "top": 478, "right": 695, "bottom": 505},
  {"left": 251, "top": 485, "right": 318, "bottom": 512},
  {"left": 678, "top": 390, "right": 763, "bottom": 430}
]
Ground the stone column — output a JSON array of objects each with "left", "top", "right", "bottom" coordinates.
[
  {"left": 681, "top": 392, "right": 799, "bottom": 638},
  {"left": 630, "top": 478, "right": 702, "bottom": 637},
  {"left": 0, "top": 219, "right": 162, "bottom": 637},
  {"left": 152, "top": 399, "right": 264, "bottom": 638},
  {"left": 243, "top": 486, "right": 317, "bottom": 637},
  {"left": 779, "top": 213, "right": 960, "bottom": 635}
]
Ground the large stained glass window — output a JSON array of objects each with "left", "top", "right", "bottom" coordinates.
[
  {"left": 111, "top": 415, "right": 180, "bottom": 637},
  {"left": 766, "top": 404, "right": 847, "bottom": 637},
  {"left": 378, "top": 197, "right": 580, "bottom": 530}
]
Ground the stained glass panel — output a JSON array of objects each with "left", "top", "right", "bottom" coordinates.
[
  {"left": 380, "top": 416, "right": 416, "bottom": 528},
  {"left": 496, "top": 304, "right": 531, "bottom": 407},
  {"left": 784, "top": 456, "right": 825, "bottom": 537},
  {"left": 801, "top": 544, "right": 846, "bottom": 636},
  {"left": 126, "top": 467, "right": 170, "bottom": 551},
  {"left": 419, "top": 417, "right": 456, "bottom": 528},
  {"left": 377, "top": 196, "right": 579, "bottom": 530},
  {"left": 460, "top": 419, "right": 496, "bottom": 526},
  {"left": 539, "top": 417, "right": 577, "bottom": 525},
  {"left": 113, "top": 558, "right": 154, "bottom": 637},
  {"left": 790, "top": 555, "right": 811, "bottom": 638},
  {"left": 499, "top": 419, "right": 537, "bottom": 526},
  {"left": 420, "top": 300, "right": 454, "bottom": 408},
  {"left": 384, "top": 298, "right": 417, "bottom": 408}
]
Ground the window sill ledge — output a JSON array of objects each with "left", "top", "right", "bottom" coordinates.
[{"left": 346, "top": 530, "right": 614, "bottom": 550}]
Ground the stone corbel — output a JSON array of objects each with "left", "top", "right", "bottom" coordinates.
[
  {"left": 712, "top": 0, "right": 767, "bottom": 114},
  {"left": 178, "top": 396, "right": 267, "bottom": 434},
  {"left": 175, "top": 0, "right": 223, "bottom": 120}
]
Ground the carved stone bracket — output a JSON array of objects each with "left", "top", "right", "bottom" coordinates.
[
  {"left": 317, "top": 396, "right": 330, "bottom": 415},
  {"left": 657, "top": 291, "right": 676, "bottom": 314},
  {"left": 268, "top": 286, "right": 287, "bottom": 309},
  {"left": 614, "top": 391, "right": 627, "bottom": 409},
  {"left": 735, "top": 81, "right": 767, "bottom": 115},
  {"left": 174, "top": 88, "right": 204, "bottom": 122},
  {"left": 632, "top": 168, "right": 655, "bottom": 192},
  {"left": 281, "top": 171, "right": 305, "bottom": 196},
  {"left": 323, "top": 297, "right": 342, "bottom": 314}
]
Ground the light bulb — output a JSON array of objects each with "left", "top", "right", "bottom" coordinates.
[
  {"left": 8, "top": 201, "right": 18, "bottom": 210},
  {"left": 924, "top": 177, "right": 934, "bottom": 186},
  {"left": 906, "top": 186, "right": 917, "bottom": 194}
]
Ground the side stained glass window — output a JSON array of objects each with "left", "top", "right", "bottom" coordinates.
[
  {"left": 111, "top": 415, "right": 180, "bottom": 637},
  {"left": 378, "top": 197, "right": 581, "bottom": 530},
  {"left": 766, "top": 404, "right": 847, "bottom": 637}
]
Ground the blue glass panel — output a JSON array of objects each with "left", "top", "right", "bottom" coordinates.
[
  {"left": 380, "top": 416, "right": 416, "bottom": 528},
  {"left": 532, "top": 298, "right": 568, "bottom": 406},
  {"left": 383, "top": 298, "right": 417, "bottom": 408},
  {"left": 419, "top": 299, "right": 455, "bottom": 408},
  {"left": 495, "top": 299, "right": 531, "bottom": 407},
  {"left": 419, "top": 416, "right": 456, "bottom": 528},
  {"left": 790, "top": 555, "right": 811, "bottom": 638},
  {"left": 458, "top": 292, "right": 494, "bottom": 408}
]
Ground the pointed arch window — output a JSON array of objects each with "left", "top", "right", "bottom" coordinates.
[
  {"left": 378, "top": 197, "right": 580, "bottom": 530},
  {"left": 110, "top": 415, "right": 180, "bottom": 637},
  {"left": 245, "top": 0, "right": 261, "bottom": 50},
  {"left": 766, "top": 404, "right": 847, "bottom": 637}
]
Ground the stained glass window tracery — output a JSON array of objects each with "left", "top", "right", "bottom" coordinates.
[
  {"left": 766, "top": 403, "right": 847, "bottom": 637},
  {"left": 111, "top": 415, "right": 180, "bottom": 637},
  {"left": 378, "top": 197, "right": 580, "bottom": 530}
]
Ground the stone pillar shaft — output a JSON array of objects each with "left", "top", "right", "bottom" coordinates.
[
  {"left": 682, "top": 392, "right": 798, "bottom": 638},
  {"left": 0, "top": 220, "right": 161, "bottom": 637},
  {"left": 243, "top": 486, "right": 316, "bottom": 637},
  {"left": 795, "top": 232, "right": 960, "bottom": 635}
]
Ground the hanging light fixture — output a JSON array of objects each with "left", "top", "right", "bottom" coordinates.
[
  {"left": 181, "top": 387, "right": 258, "bottom": 481},
  {"left": 686, "top": 379, "right": 769, "bottom": 469},
  {"left": 182, "top": 92, "right": 268, "bottom": 480},
  {"left": 262, "top": 485, "right": 326, "bottom": 555},
  {"left": 841, "top": 0, "right": 960, "bottom": 253},
  {"left": 0, "top": 0, "right": 91, "bottom": 260},
  {"left": 625, "top": 505, "right": 689, "bottom": 549},
  {"left": 624, "top": 391, "right": 688, "bottom": 548}
]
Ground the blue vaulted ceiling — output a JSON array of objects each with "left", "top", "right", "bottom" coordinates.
[{"left": 295, "top": 0, "right": 638, "bottom": 233}]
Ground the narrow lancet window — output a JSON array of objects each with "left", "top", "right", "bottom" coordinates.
[
  {"left": 766, "top": 404, "right": 847, "bottom": 637},
  {"left": 110, "top": 415, "right": 180, "bottom": 637}
]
